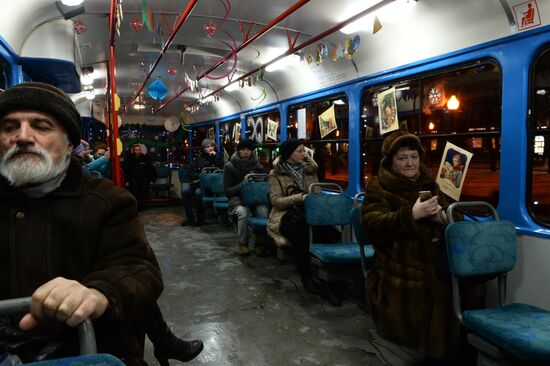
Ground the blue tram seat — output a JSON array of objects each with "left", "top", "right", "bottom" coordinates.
[
  {"left": 242, "top": 173, "right": 270, "bottom": 229},
  {"left": 210, "top": 171, "right": 229, "bottom": 220},
  {"left": 26, "top": 354, "right": 125, "bottom": 365},
  {"left": 0, "top": 297, "right": 125, "bottom": 366},
  {"left": 241, "top": 173, "right": 270, "bottom": 249},
  {"left": 199, "top": 167, "right": 219, "bottom": 207},
  {"left": 445, "top": 201, "right": 550, "bottom": 364},
  {"left": 305, "top": 183, "right": 363, "bottom": 282},
  {"left": 350, "top": 192, "right": 374, "bottom": 280},
  {"left": 150, "top": 166, "right": 173, "bottom": 198}
]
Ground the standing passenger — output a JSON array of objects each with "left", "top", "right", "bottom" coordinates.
[
  {"left": 181, "top": 138, "right": 224, "bottom": 226},
  {"left": 223, "top": 138, "right": 268, "bottom": 256},
  {"left": 267, "top": 139, "right": 340, "bottom": 305},
  {"left": 361, "top": 130, "right": 473, "bottom": 364},
  {"left": 122, "top": 143, "right": 156, "bottom": 210}
]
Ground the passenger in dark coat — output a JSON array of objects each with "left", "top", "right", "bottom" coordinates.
[
  {"left": 0, "top": 82, "right": 203, "bottom": 365},
  {"left": 122, "top": 143, "right": 156, "bottom": 210},
  {"left": 181, "top": 138, "right": 224, "bottom": 226},
  {"left": 361, "top": 130, "right": 466, "bottom": 361},
  {"left": 223, "top": 138, "right": 268, "bottom": 256}
]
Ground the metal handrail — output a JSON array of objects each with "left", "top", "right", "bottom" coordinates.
[
  {"left": 244, "top": 173, "right": 269, "bottom": 182},
  {"left": 352, "top": 192, "right": 364, "bottom": 207},
  {"left": 0, "top": 297, "right": 97, "bottom": 355},
  {"left": 307, "top": 182, "right": 343, "bottom": 194}
]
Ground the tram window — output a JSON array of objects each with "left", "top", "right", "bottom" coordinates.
[
  {"left": 361, "top": 61, "right": 502, "bottom": 206},
  {"left": 245, "top": 111, "right": 280, "bottom": 172},
  {"left": 0, "top": 59, "right": 10, "bottom": 91},
  {"left": 191, "top": 125, "right": 215, "bottom": 159},
  {"left": 288, "top": 95, "right": 349, "bottom": 189},
  {"left": 529, "top": 49, "right": 550, "bottom": 225},
  {"left": 220, "top": 120, "right": 239, "bottom": 159}
]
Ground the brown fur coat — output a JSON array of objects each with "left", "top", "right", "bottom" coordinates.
[{"left": 361, "top": 164, "right": 460, "bottom": 359}]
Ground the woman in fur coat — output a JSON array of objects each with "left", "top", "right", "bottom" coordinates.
[{"left": 361, "top": 130, "right": 473, "bottom": 363}]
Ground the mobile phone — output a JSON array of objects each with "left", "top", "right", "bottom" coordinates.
[{"left": 419, "top": 191, "right": 433, "bottom": 202}]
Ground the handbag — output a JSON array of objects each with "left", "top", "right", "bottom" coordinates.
[{"left": 281, "top": 205, "right": 305, "bottom": 227}]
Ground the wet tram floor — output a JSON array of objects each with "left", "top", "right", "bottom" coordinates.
[{"left": 140, "top": 206, "right": 421, "bottom": 366}]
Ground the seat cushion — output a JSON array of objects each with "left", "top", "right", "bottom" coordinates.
[
  {"left": 463, "top": 303, "right": 550, "bottom": 360},
  {"left": 309, "top": 243, "right": 364, "bottom": 264},
  {"left": 213, "top": 202, "right": 228, "bottom": 209},
  {"left": 247, "top": 217, "right": 267, "bottom": 227}
]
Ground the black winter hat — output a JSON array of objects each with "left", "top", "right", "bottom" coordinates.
[
  {"left": 279, "top": 138, "right": 303, "bottom": 161},
  {"left": 0, "top": 82, "right": 82, "bottom": 147},
  {"left": 380, "top": 129, "right": 424, "bottom": 168},
  {"left": 236, "top": 138, "right": 255, "bottom": 150}
]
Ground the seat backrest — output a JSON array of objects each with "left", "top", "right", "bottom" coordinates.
[
  {"left": 242, "top": 181, "right": 269, "bottom": 206},
  {"left": 445, "top": 220, "right": 517, "bottom": 277},
  {"left": 244, "top": 173, "right": 269, "bottom": 182},
  {"left": 210, "top": 173, "right": 225, "bottom": 195},
  {"left": 154, "top": 167, "right": 171, "bottom": 184},
  {"left": 155, "top": 166, "right": 170, "bottom": 178},
  {"left": 350, "top": 206, "right": 370, "bottom": 246},
  {"left": 304, "top": 194, "right": 353, "bottom": 226},
  {"left": 199, "top": 172, "right": 215, "bottom": 191}
]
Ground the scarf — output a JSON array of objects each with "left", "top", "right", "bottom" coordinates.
[
  {"left": 281, "top": 160, "right": 305, "bottom": 192},
  {"left": 230, "top": 151, "right": 262, "bottom": 174}
]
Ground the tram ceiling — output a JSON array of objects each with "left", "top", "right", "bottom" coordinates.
[
  {"left": 66, "top": 0, "right": 411, "bottom": 124},
  {"left": 0, "top": 0, "right": 449, "bottom": 125}
]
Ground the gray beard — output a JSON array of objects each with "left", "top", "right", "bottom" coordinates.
[{"left": 0, "top": 145, "right": 71, "bottom": 188}]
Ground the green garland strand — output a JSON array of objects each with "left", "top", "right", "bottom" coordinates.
[{"left": 121, "top": 125, "right": 186, "bottom": 148}]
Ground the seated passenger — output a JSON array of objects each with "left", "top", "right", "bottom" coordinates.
[
  {"left": 223, "top": 138, "right": 268, "bottom": 256},
  {"left": 181, "top": 138, "right": 224, "bottom": 226},
  {"left": 0, "top": 82, "right": 202, "bottom": 365},
  {"left": 361, "top": 130, "right": 475, "bottom": 364},
  {"left": 267, "top": 139, "right": 340, "bottom": 305},
  {"left": 85, "top": 142, "right": 110, "bottom": 177}
]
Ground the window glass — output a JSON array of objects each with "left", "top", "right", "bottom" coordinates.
[
  {"left": 530, "top": 48, "right": 550, "bottom": 225},
  {"left": 220, "top": 120, "right": 240, "bottom": 159},
  {"left": 288, "top": 94, "right": 349, "bottom": 189},
  {"left": 361, "top": 61, "right": 502, "bottom": 206},
  {"left": 0, "top": 59, "right": 9, "bottom": 91},
  {"left": 245, "top": 111, "right": 280, "bottom": 172}
]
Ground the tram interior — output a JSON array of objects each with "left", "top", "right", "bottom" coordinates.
[{"left": 1, "top": 0, "right": 550, "bottom": 364}]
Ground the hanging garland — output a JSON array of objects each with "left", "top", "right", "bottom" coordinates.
[{"left": 120, "top": 124, "right": 186, "bottom": 148}]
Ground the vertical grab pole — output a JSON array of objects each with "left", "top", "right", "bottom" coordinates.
[{"left": 108, "top": 0, "right": 122, "bottom": 187}]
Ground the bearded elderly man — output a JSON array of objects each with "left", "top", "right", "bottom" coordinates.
[{"left": 0, "top": 82, "right": 163, "bottom": 364}]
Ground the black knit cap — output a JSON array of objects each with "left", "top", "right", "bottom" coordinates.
[
  {"left": 236, "top": 138, "right": 255, "bottom": 150},
  {"left": 279, "top": 138, "right": 303, "bottom": 161},
  {"left": 0, "top": 82, "right": 82, "bottom": 146}
]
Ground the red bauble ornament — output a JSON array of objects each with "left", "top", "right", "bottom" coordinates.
[
  {"left": 130, "top": 16, "right": 144, "bottom": 32},
  {"left": 167, "top": 67, "right": 177, "bottom": 76},
  {"left": 72, "top": 20, "right": 87, "bottom": 34},
  {"left": 203, "top": 20, "right": 217, "bottom": 37}
]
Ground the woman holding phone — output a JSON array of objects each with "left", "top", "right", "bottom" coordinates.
[{"left": 360, "top": 130, "right": 473, "bottom": 365}]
